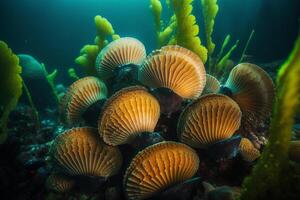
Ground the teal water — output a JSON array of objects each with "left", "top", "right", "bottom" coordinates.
[{"left": 0, "top": 0, "right": 299, "bottom": 76}]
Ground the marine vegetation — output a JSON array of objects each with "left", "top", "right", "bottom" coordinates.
[
  {"left": 148, "top": 0, "right": 256, "bottom": 81},
  {"left": 240, "top": 32, "right": 300, "bottom": 200},
  {"left": 172, "top": 0, "right": 208, "bottom": 63},
  {"left": 0, "top": 41, "right": 23, "bottom": 143},
  {"left": 1, "top": 1, "right": 299, "bottom": 200},
  {"left": 67, "top": 68, "right": 80, "bottom": 81},
  {"left": 41, "top": 63, "right": 60, "bottom": 104},
  {"left": 201, "top": 0, "right": 219, "bottom": 57},
  {"left": 149, "top": 0, "right": 176, "bottom": 47},
  {"left": 75, "top": 15, "right": 120, "bottom": 76}
]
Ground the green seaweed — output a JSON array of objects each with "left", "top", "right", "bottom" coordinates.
[
  {"left": 75, "top": 15, "right": 117, "bottom": 76},
  {"left": 240, "top": 33, "right": 300, "bottom": 200},
  {"left": 239, "top": 29, "right": 255, "bottom": 63},
  {"left": 172, "top": 0, "right": 208, "bottom": 63},
  {"left": 0, "top": 41, "right": 23, "bottom": 143},
  {"left": 22, "top": 81, "right": 40, "bottom": 129},
  {"left": 68, "top": 68, "right": 80, "bottom": 81},
  {"left": 201, "top": 0, "right": 219, "bottom": 56},
  {"left": 41, "top": 63, "right": 60, "bottom": 105},
  {"left": 216, "top": 34, "right": 231, "bottom": 64},
  {"left": 150, "top": 0, "right": 176, "bottom": 48},
  {"left": 215, "top": 39, "right": 239, "bottom": 79}
]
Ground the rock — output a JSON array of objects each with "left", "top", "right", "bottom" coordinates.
[
  {"left": 202, "top": 182, "right": 241, "bottom": 200},
  {"left": 18, "top": 54, "right": 56, "bottom": 110}
]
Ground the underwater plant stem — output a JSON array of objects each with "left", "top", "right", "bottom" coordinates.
[
  {"left": 215, "top": 34, "right": 231, "bottom": 64},
  {"left": 240, "top": 33, "right": 300, "bottom": 200},
  {"left": 239, "top": 29, "right": 255, "bottom": 63},
  {"left": 41, "top": 63, "right": 60, "bottom": 105},
  {"left": 23, "top": 81, "right": 40, "bottom": 129},
  {"left": 215, "top": 39, "right": 239, "bottom": 79}
]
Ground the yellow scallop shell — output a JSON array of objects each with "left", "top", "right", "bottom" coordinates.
[
  {"left": 51, "top": 127, "right": 122, "bottom": 177},
  {"left": 124, "top": 141, "right": 199, "bottom": 200},
  {"left": 60, "top": 77, "right": 107, "bottom": 126},
  {"left": 178, "top": 94, "right": 242, "bottom": 148},
  {"left": 202, "top": 74, "right": 221, "bottom": 95},
  {"left": 46, "top": 174, "right": 75, "bottom": 193},
  {"left": 239, "top": 138, "right": 260, "bottom": 162},
  {"left": 98, "top": 86, "right": 160, "bottom": 146},
  {"left": 139, "top": 45, "right": 206, "bottom": 99},
  {"left": 96, "top": 37, "right": 146, "bottom": 80},
  {"left": 224, "top": 63, "right": 275, "bottom": 130}
]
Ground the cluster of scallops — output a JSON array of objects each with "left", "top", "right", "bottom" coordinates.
[{"left": 47, "top": 37, "right": 276, "bottom": 199}]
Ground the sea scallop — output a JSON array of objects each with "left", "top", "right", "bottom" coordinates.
[
  {"left": 178, "top": 94, "right": 242, "bottom": 148},
  {"left": 60, "top": 76, "right": 107, "bottom": 126},
  {"left": 139, "top": 45, "right": 206, "bottom": 99},
  {"left": 46, "top": 174, "right": 75, "bottom": 193},
  {"left": 223, "top": 63, "right": 275, "bottom": 135},
  {"left": 239, "top": 138, "right": 260, "bottom": 162},
  {"left": 123, "top": 141, "right": 199, "bottom": 200},
  {"left": 51, "top": 127, "right": 122, "bottom": 177},
  {"left": 202, "top": 74, "right": 221, "bottom": 95},
  {"left": 96, "top": 37, "right": 146, "bottom": 80},
  {"left": 98, "top": 86, "right": 160, "bottom": 146}
]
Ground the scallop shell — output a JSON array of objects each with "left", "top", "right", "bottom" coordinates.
[
  {"left": 46, "top": 174, "right": 75, "bottom": 193},
  {"left": 239, "top": 138, "right": 260, "bottom": 162},
  {"left": 224, "top": 63, "right": 275, "bottom": 131},
  {"left": 60, "top": 77, "right": 107, "bottom": 126},
  {"left": 98, "top": 86, "right": 160, "bottom": 146},
  {"left": 202, "top": 74, "right": 221, "bottom": 95},
  {"left": 160, "top": 45, "right": 204, "bottom": 69},
  {"left": 178, "top": 94, "right": 242, "bottom": 148},
  {"left": 289, "top": 140, "right": 300, "bottom": 162},
  {"left": 96, "top": 37, "right": 146, "bottom": 80},
  {"left": 124, "top": 141, "right": 199, "bottom": 200},
  {"left": 139, "top": 45, "right": 206, "bottom": 99},
  {"left": 51, "top": 127, "right": 122, "bottom": 177}
]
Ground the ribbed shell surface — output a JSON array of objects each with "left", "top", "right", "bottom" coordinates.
[
  {"left": 178, "top": 94, "right": 242, "bottom": 148},
  {"left": 51, "top": 127, "right": 122, "bottom": 177},
  {"left": 96, "top": 37, "right": 146, "bottom": 80},
  {"left": 202, "top": 74, "right": 220, "bottom": 95},
  {"left": 98, "top": 86, "right": 160, "bottom": 146},
  {"left": 46, "top": 174, "right": 74, "bottom": 193},
  {"left": 139, "top": 45, "right": 206, "bottom": 99},
  {"left": 123, "top": 141, "right": 199, "bottom": 200},
  {"left": 224, "top": 63, "right": 275, "bottom": 130},
  {"left": 60, "top": 77, "right": 107, "bottom": 126},
  {"left": 239, "top": 138, "right": 260, "bottom": 162}
]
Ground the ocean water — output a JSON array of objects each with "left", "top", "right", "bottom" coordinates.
[
  {"left": 0, "top": 0, "right": 299, "bottom": 73},
  {"left": 0, "top": 0, "right": 300, "bottom": 199}
]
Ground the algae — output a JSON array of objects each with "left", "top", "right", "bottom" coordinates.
[
  {"left": 240, "top": 32, "right": 300, "bottom": 200},
  {"left": 75, "top": 15, "right": 117, "bottom": 76},
  {"left": 172, "top": 0, "right": 208, "bottom": 63},
  {"left": 0, "top": 41, "right": 23, "bottom": 143}
]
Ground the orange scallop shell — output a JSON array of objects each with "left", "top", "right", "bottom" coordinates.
[
  {"left": 46, "top": 174, "right": 75, "bottom": 193},
  {"left": 98, "top": 86, "right": 160, "bottom": 146},
  {"left": 96, "top": 37, "right": 146, "bottom": 80},
  {"left": 178, "top": 94, "right": 242, "bottom": 148},
  {"left": 139, "top": 45, "right": 206, "bottom": 99},
  {"left": 239, "top": 138, "right": 260, "bottom": 162},
  {"left": 51, "top": 127, "right": 122, "bottom": 177},
  {"left": 123, "top": 141, "right": 199, "bottom": 200},
  {"left": 60, "top": 76, "right": 107, "bottom": 126}
]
